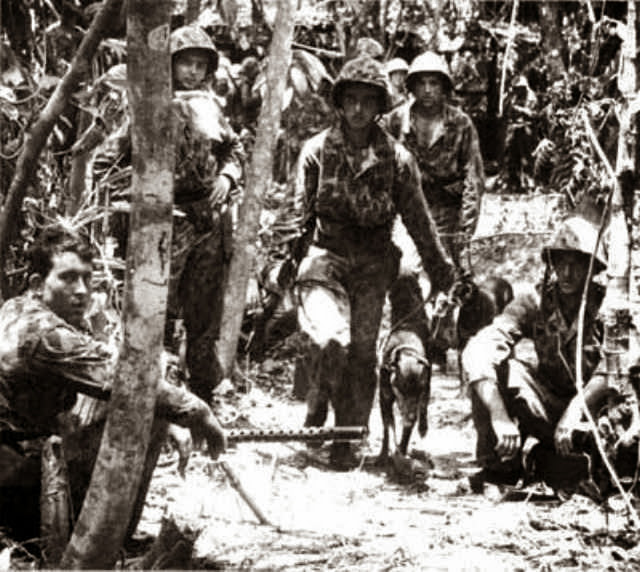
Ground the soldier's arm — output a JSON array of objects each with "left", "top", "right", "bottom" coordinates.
[
  {"left": 457, "top": 117, "right": 484, "bottom": 239},
  {"left": 275, "top": 135, "right": 320, "bottom": 289},
  {"left": 33, "top": 325, "right": 226, "bottom": 456},
  {"left": 217, "top": 117, "right": 245, "bottom": 193},
  {"left": 393, "top": 144, "right": 456, "bottom": 294},
  {"left": 462, "top": 291, "right": 539, "bottom": 386}
]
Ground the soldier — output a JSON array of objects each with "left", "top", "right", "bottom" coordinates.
[
  {"left": 93, "top": 25, "right": 243, "bottom": 402},
  {"left": 278, "top": 55, "right": 459, "bottom": 469},
  {"left": 384, "top": 50, "right": 484, "bottom": 267},
  {"left": 385, "top": 57, "right": 409, "bottom": 109},
  {"left": 461, "top": 216, "right": 613, "bottom": 492},
  {"left": 0, "top": 224, "right": 226, "bottom": 541}
]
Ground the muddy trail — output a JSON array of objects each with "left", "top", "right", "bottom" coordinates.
[{"left": 140, "top": 362, "right": 640, "bottom": 571}]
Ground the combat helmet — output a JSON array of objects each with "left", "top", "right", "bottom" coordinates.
[
  {"left": 170, "top": 25, "right": 218, "bottom": 73},
  {"left": 541, "top": 216, "right": 607, "bottom": 271},
  {"left": 406, "top": 51, "right": 453, "bottom": 93},
  {"left": 385, "top": 57, "right": 409, "bottom": 76},
  {"left": 331, "top": 55, "right": 392, "bottom": 113}
]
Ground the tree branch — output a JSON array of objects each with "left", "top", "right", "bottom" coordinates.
[{"left": 0, "top": 0, "right": 124, "bottom": 302}]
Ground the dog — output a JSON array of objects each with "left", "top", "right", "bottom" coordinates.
[
  {"left": 378, "top": 275, "right": 513, "bottom": 462},
  {"left": 378, "top": 275, "right": 431, "bottom": 462},
  {"left": 429, "top": 275, "right": 514, "bottom": 388}
]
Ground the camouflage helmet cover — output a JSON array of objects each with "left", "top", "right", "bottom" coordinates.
[
  {"left": 541, "top": 216, "right": 607, "bottom": 270},
  {"left": 355, "top": 37, "right": 384, "bottom": 60},
  {"left": 331, "top": 55, "right": 392, "bottom": 113},
  {"left": 170, "top": 25, "right": 218, "bottom": 72},
  {"left": 406, "top": 51, "right": 453, "bottom": 93}
]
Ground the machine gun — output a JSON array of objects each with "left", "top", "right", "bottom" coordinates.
[{"left": 226, "top": 425, "right": 368, "bottom": 445}]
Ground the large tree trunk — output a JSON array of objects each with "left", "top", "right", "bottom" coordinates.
[
  {"left": 216, "top": 0, "right": 296, "bottom": 380},
  {"left": 0, "top": 0, "right": 124, "bottom": 302},
  {"left": 59, "top": 1, "right": 175, "bottom": 568}
]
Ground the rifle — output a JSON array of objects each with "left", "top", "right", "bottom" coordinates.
[{"left": 226, "top": 425, "right": 367, "bottom": 444}]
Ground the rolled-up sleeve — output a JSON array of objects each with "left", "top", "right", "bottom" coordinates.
[{"left": 462, "top": 291, "right": 539, "bottom": 385}]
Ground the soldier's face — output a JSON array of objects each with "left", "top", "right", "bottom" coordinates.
[
  {"left": 412, "top": 73, "right": 446, "bottom": 109},
  {"left": 41, "top": 251, "right": 92, "bottom": 328},
  {"left": 173, "top": 50, "right": 209, "bottom": 90},
  {"left": 339, "top": 84, "right": 382, "bottom": 130},
  {"left": 552, "top": 251, "right": 589, "bottom": 296}
]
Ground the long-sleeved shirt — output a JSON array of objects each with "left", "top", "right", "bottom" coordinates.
[
  {"left": 462, "top": 281, "right": 605, "bottom": 401},
  {"left": 291, "top": 123, "right": 456, "bottom": 294},
  {"left": 384, "top": 101, "right": 484, "bottom": 238},
  {"left": 93, "top": 89, "right": 243, "bottom": 207},
  {"left": 0, "top": 293, "right": 208, "bottom": 439}
]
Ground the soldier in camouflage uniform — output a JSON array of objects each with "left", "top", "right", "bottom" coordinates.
[
  {"left": 282, "top": 55, "right": 457, "bottom": 469},
  {"left": 384, "top": 51, "right": 484, "bottom": 267},
  {"left": 94, "top": 25, "right": 243, "bottom": 402},
  {"left": 0, "top": 224, "right": 226, "bottom": 540},
  {"left": 461, "top": 216, "right": 614, "bottom": 492}
]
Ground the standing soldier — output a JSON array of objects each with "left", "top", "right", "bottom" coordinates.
[
  {"left": 278, "top": 55, "right": 459, "bottom": 469},
  {"left": 93, "top": 25, "right": 243, "bottom": 402},
  {"left": 385, "top": 57, "right": 409, "bottom": 109},
  {"left": 461, "top": 216, "right": 617, "bottom": 493},
  {"left": 385, "top": 50, "right": 484, "bottom": 267}
]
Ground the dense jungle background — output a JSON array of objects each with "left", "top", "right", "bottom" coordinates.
[{"left": 3, "top": 0, "right": 640, "bottom": 569}]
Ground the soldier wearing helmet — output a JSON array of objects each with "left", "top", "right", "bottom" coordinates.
[
  {"left": 170, "top": 24, "right": 219, "bottom": 89},
  {"left": 92, "top": 25, "right": 243, "bottom": 403},
  {"left": 384, "top": 50, "right": 484, "bottom": 269},
  {"left": 276, "top": 55, "right": 458, "bottom": 470},
  {"left": 461, "top": 215, "right": 613, "bottom": 493},
  {"left": 385, "top": 57, "right": 409, "bottom": 109}
]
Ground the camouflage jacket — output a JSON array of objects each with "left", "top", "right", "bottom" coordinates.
[
  {"left": 0, "top": 293, "right": 209, "bottom": 439},
  {"left": 384, "top": 102, "right": 484, "bottom": 237},
  {"left": 463, "top": 281, "right": 605, "bottom": 401},
  {"left": 93, "top": 90, "right": 243, "bottom": 207},
  {"left": 291, "top": 122, "right": 455, "bottom": 294}
]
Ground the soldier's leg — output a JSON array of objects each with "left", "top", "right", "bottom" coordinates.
[
  {"left": 297, "top": 280, "right": 351, "bottom": 429},
  {"left": 179, "top": 219, "right": 227, "bottom": 403},
  {"left": 337, "top": 277, "right": 388, "bottom": 429}
]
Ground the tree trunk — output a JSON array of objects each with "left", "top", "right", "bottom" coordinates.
[
  {"left": 0, "top": 0, "right": 124, "bottom": 302},
  {"left": 59, "top": 1, "right": 175, "bottom": 568},
  {"left": 216, "top": 0, "right": 296, "bottom": 380}
]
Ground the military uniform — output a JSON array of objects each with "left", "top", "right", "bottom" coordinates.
[
  {"left": 462, "top": 284, "right": 605, "bottom": 471},
  {"left": 291, "top": 66, "right": 455, "bottom": 464},
  {"left": 93, "top": 27, "right": 244, "bottom": 401},
  {"left": 461, "top": 216, "right": 616, "bottom": 490},
  {"left": 0, "top": 292, "right": 217, "bottom": 538},
  {"left": 384, "top": 101, "right": 484, "bottom": 265}
]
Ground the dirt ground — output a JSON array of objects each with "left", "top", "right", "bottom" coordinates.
[
  {"left": 140, "top": 362, "right": 640, "bottom": 571},
  {"left": 136, "top": 194, "right": 640, "bottom": 571}
]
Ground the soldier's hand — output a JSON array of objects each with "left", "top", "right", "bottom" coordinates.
[
  {"left": 209, "top": 175, "right": 232, "bottom": 209},
  {"left": 491, "top": 417, "right": 521, "bottom": 460},
  {"left": 203, "top": 411, "right": 227, "bottom": 459},
  {"left": 554, "top": 406, "right": 583, "bottom": 456}
]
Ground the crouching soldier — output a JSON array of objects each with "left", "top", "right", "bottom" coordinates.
[
  {"left": 462, "top": 215, "right": 616, "bottom": 493},
  {"left": 0, "top": 224, "right": 226, "bottom": 543}
]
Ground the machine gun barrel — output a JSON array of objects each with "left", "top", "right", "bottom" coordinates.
[{"left": 226, "top": 426, "right": 367, "bottom": 444}]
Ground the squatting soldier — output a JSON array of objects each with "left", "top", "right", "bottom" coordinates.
[
  {"left": 385, "top": 50, "right": 484, "bottom": 267},
  {"left": 280, "top": 55, "right": 458, "bottom": 469},
  {"left": 0, "top": 224, "right": 226, "bottom": 541},
  {"left": 461, "top": 216, "right": 618, "bottom": 492},
  {"left": 94, "top": 25, "right": 244, "bottom": 402}
]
